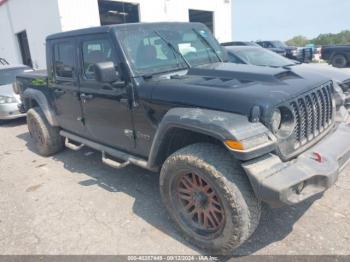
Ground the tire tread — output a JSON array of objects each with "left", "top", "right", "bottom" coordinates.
[
  {"left": 160, "top": 143, "right": 261, "bottom": 254},
  {"left": 27, "top": 107, "right": 64, "bottom": 156}
]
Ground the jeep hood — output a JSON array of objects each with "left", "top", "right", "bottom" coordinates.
[{"left": 149, "top": 63, "right": 331, "bottom": 117}]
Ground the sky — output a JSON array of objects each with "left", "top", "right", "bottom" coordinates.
[{"left": 232, "top": 0, "right": 350, "bottom": 41}]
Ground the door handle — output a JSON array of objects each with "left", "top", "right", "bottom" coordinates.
[
  {"left": 54, "top": 89, "right": 65, "bottom": 95},
  {"left": 102, "top": 85, "right": 114, "bottom": 91},
  {"left": 80, "top": 93, "right": 94, "bottom": 100},
  {"left": 119, "top": 98, "right": 129, "bottom": 105}
]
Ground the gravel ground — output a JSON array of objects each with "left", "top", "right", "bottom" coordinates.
[
  {"left": 342, "top": 67, "right": 350, "bottom": 74},
  {"left": 0, "top": 118, "right": 349, "bottom": 256}
]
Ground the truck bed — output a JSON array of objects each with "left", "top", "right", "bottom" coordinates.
[
  {"left": 17, "top": 69, "right": 47, "bottom": 79},
  {"left": 16, "top": 70, "right": 48, "bottom": 90}
]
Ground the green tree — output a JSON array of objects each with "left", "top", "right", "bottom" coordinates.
[
  {"left": 286, "top": 35, "right": 309, "bottom": 46},
  {"left": 286, "top": 30, "right": 350, "bottom": 47},
  {"left": 311, "top": 30, "right": 350, "bottom": 45}
]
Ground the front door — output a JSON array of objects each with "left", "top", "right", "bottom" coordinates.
[
  {"left": 51, "top": 39, "right": 86, "bottom": 136},
  {"left": 78, "top": 35, "right": 134, "bottom": 151}
]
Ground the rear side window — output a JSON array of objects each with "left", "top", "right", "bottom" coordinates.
[
  {"left": 54, "top": 42, "right": 75, "bottom": 78},
  {"left": 82, "top": 38, "right": 114, "bottom": 79}
]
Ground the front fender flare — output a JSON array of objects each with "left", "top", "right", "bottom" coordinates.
[
  {"left": 22, "top": 88, "right": 58, "bottom": 126},
  {"left": 147, "top": 108, "right": 274, "bottom": 170}
]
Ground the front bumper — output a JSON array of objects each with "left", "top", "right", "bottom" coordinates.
[
  {"left": 0, "top": 103, "right": 26, "bottom": 120},
  {"left": 242, "top": 118, "right": 350, "bottom": 207}
]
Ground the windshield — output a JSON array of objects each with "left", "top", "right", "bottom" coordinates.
[
  {"left": 116, "top": 25, "right": 226, "bottom": 76},
  {"left": 0, "top": 68, "right": 27, "bottom": 85},
  {"left": 233, "top": 48, "right": 296, "bottom": 67}
]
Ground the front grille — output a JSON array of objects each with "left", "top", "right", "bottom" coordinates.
[{"left": 289, "top": 82, "right": 334, "bottom": 149}]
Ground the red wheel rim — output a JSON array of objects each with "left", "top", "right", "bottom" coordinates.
[{"left": 175, "top": 172, "right": 225, "bottom": 235}]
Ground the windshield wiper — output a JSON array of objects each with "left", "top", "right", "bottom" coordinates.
[
  {"left": 192, "top": 29, "right": 223, "bottom": 63},
  {"left": 154, "top": 31, "right": 191, "bottom": 69},
  {"left": 141, "top": 67, "right": 190, "bottom": 79}
]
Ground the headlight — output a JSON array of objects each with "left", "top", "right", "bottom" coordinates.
[
  {"left": 339, "top": 80, "right": 350, "bottom": 92},
  {"left": 270, "top": 107, "right": 295, "bottom": 138},
  {"left": 0, "top": 96, "right": 17, "bottom": 104},
  {"left": 333, "top": 81, "right": 346, "bottom": 107},
  {"left": 271, "top": 109, "right": 282, "bottom": 133}
]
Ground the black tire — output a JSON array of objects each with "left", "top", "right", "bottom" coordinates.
[
  {"left": 27, "top": 107, "right": 64, "bottom": 156},
  {"left": 160, "top": 143, "right": 261, "bottom": 254},
  {"left": 331, "top": 54, "right": 348, "bottom": 68}
]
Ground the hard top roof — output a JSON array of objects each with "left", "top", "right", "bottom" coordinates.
[{"left": 46, "top": 22, "right": 205, "bottom": 40}]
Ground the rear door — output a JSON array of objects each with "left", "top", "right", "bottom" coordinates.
[
  {"left": 78, "top": 34, "right": 134, "bottom": 151},
  {"left": 51, "top": 39, "right": 87, "bottom": 136}
]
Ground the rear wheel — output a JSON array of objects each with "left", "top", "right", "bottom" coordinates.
[
  {"left": 331, "top": 54, "right": 347, "bottom": 68},
  {"left": 27, "top": 107, "right": 64, "bottom": 156},
  {"left": 160, "top": 143, "right": 261, "bottom": 254}
]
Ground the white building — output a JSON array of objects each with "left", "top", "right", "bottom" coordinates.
[{"left": 0, "top": 0, "right": 232, "bottom": 69}]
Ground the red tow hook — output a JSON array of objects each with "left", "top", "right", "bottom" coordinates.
[{"left": 312, "top": 152, "right": 323, "bottom": 163}]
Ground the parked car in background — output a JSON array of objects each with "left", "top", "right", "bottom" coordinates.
[
  {"left": 256, "top": 40, "right": 313, "bottom": 63},
  {"left": 321, "top": 45, "right": 350, "bottom": 68},
  {"left": 0, "top": 64, "right": 30, "bottom": 121},
  {"left": 224, "top": 45, "right": 296, "bottom": 67},
  {"left": 305, "top": 43, "right": 316, "bottom": 53},
  {"left": 256, "top": 40, "right": 287, "bottom": 56},
  {"left": 0, "top": 58, "right": 9, "bottom": 65},
  {"left": 225, "top": 45, "right": 350, "bottom": 111},
  {"left": 221, "top": 41, "right": 260, "bottom": 47},
  {"left": 16, "top": 22, "right": 350, "bottom": 254},
  {"left": 312, "top": 47, "right": 322, "bottom": 62}
]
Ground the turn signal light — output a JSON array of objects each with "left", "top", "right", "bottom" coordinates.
[{"left": 224, "top": 140, "right": 244, "bottom": 151}]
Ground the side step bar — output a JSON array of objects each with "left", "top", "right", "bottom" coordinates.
[
  {"left": 65, "top": 137, "right": 84, "bottom": 151},
  {"left": 102, "top": 152, "right": 130, "bottom": 169},
  {"left": 60, "top": 130, "right": 149, "bottom": 170}
]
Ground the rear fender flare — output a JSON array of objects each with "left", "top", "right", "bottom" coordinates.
[{"left": 22, "top": 88, "right": 58, "bottom": 126}]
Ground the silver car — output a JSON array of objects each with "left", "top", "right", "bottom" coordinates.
[{"left": 0, "top": 65, "right": 31, "bottom": 121}]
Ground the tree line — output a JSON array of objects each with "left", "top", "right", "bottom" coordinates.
[{"left": 286, "top": 30, "right": 350, "bottom": 47}]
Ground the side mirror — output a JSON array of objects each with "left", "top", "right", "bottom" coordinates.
[{"left": 94, "top": 61, "right": 120, "bottom": 83}]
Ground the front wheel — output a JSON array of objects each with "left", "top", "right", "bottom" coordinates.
[{"left": 160, "top": 143, "right": 261, "bottom": 254}]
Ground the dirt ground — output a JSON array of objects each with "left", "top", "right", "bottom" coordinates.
[{"left": 0, "top": 117, "right": 349, "bottom": 256}]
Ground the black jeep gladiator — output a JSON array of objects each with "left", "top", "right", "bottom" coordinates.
[
  {"left": 321, "top": 44, "right": 350, "bottom": 68},
  {"left": 16, "top": 22, "right": 350, "bottom": 254}
]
